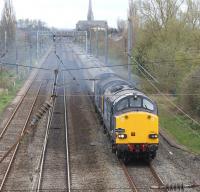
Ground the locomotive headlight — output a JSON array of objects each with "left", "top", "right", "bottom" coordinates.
[
  {"left": 118, "top": 134, "right": 127, "bottom": 139},
  {"left": 149, "top": 134, "right": 158, "bottom": 139}
]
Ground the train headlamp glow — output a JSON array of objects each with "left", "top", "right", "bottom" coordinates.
[
  {"left": 118, "top": 134, "right": 127, "bottom": 139},
  {"left": 149, "top": 134, "right": 158, "bottom": 139}
]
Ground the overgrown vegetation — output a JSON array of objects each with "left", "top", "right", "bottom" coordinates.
[
  {"left": 127, "top": 0, "right": 200, "bottom": 152},
  {"left": 0, "top": 1, "right": 51, "bottom": 118},
  {"left": 158, "top": 100, "right": 200, "bottom": 153},
  {"left": 85, "top": 0, "right": 199, "bottom": 152},
  {"left": 129, "top": 0, "right": 200, "bottom": 104},
  {"left": 0, "top": 71, "right": 23, "bottom": 114},
  {"left": 180, "top": 67, "right": 200, "bottom": 116}
]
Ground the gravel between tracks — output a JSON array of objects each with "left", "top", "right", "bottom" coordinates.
[
  {"left": 39, "top": 76, "right": 68, "bottom": 191},
  {"left": 152, "top": 137, "right": 200, "bottom": 192},
  {"left": 65, "top": 47, "right": 131, "bottom": 192}
]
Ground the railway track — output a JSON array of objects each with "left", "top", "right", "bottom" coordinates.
[
  {"left": 35, "top": 71, "right": 70, "bottom": 192},
  {"left": 0, "top": 80, "right": 43, "bottom": 190},
  {"left": 0, "top": 49, "right": 56, "bottom": 191},
  {"left": 69, "top": 43, "right": 167, "bottom": 192},
  {"left": 120, "top": 160, "right": 167, "bottom": 192}
]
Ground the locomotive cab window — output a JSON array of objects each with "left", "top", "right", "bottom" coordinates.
[
  {"left": 143, "top": 99, "right": 154, "bottom": 111},
  {"left": 116, "top": 98, "right": 129, "bottom": 111},
  {"left": 115, "top": 96, "right": 155, "bottom": 113},
  {"left": 130, "top": 97, "right": 142, "bottom": 108}
]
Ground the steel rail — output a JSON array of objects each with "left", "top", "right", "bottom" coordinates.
[
  {"left": 70, "top": 42, "right": 136, "bottom": 192},
  {"left": 0, "top": 82, "right": 43, "bottom": 191},
  {"left": 0, "top": 79, "right": 37, "bottom": 140},
  {"left": 149, "top": 163, "right": 168, "bottom": 192},
  {"left": 119, "top": 160, "right": 138, "bottom": 192},
  {"left": 120, "top": 159, "right": 168, "bottom": 192},
  {"left": 35, "top": 85, "right": 56, "bottom": 192},
  {"left": 35, "top": 69, "right": 59, "bottom": 191},
  {"left": 71, "top": 43, "right": 166, "bottom": 192},
  {"left": 0, "top": 47, "right": 52, "bottom": 140},
  {"left": 63, "top": 73, "right": 71, "bottom": 192}
]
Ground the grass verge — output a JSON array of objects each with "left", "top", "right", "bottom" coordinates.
[
  {"left": 0, "top": 76, "right": 24, "bottom": 115},
  {"left": 156, "top": 97, "right": 200, "bottom": 154}
]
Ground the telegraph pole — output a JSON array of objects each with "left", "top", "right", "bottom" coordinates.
[
  {"left": 85, "top": 31, "right": 88, "bottom": 54},
  {"left": 104, "top": 25, "right": 108, "bottom": 64},
  {"left": 95, "top": 27, "right": 99, "bottom": 57},
  {"left": 5, "top": 31, "right": 7, "bottom": 52},
  {"left": 36, "top": 31, "right": 39, "bottom": 64},
  {"left": 128, "top": 17, "right": 133, "bottom": 82},
  {"left": 89, "top": 28, "right": 92, "bottom": 54},
  {"left": 28, "top": 33, "right": 32, "bottom": 72},
  {"left": 15, "top": 35, "right": 18, "bottom": 75}
]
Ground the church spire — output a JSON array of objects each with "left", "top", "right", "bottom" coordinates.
[{"left": 87, "top": 0, "right": 94, "bottom": 21}]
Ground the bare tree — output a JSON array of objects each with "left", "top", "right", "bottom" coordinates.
[
  {"left": 184, "top": 0, "right": 200, "bottom": 29},
  {"left": 0, "top": 0, "right": 16, "bottom": 49},
  {"left": 139, "top": 0, "right": 184, "bottom": 28},
  {"left": 117, "top": 19, "right": 126, "bottom": 33}
]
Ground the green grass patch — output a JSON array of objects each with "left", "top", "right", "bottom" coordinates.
[
  {"left": 0, "top": 94, "right": 15, "bottom": 113},
  {"left": 0, "top": 72, "right": 24, "bottom": 115},
  {"left": 159, "top": 104, "right": 200, "bottom": 153}
]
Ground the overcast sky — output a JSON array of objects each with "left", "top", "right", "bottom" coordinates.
[{"left": 0, "top": 0, "right": 129, "bottom": 29}]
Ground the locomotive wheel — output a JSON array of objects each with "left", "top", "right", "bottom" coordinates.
[
  {"left": 107, "top": 132, "right": 111, "bottom": 139},
  {"left": 115, "top": 149, "right": 121, "bottom": 159},
  {"left": 145, "top": 152, "right": 155, "bottom": 164},
  {"left": 103, "top": 125, "right": 107, "bottom": 134},
  {"left": 122, "top": 152, "right": 129, "bottom": 165},
  {"left": 111, "top": 144, "right": 116, "bottom": 153}
]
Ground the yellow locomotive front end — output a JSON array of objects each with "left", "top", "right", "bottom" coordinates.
[
  {"left": 111, "top": 94, "right": 159, "bottom": 163},
  {"left": 115, "top": 112, "right": 159, "bottom": 144}
]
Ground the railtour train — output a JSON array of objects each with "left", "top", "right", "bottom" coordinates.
[
  {"left": 75, "top": 54, "right": 159, "bottom": 163},
  {"left": 92, "top": 73, "right": 159, "bottom": 163}
]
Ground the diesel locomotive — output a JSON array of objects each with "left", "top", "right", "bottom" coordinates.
[{"left": 93, "top": 73, "right": 159, "bottom": 163}]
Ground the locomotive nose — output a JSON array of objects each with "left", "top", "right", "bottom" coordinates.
[{"left": 115, "top": 112, "right": 159, "bottom": 144}]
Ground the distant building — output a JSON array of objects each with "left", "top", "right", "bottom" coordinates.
[
  {"left": 87, "top": 0, "right": 94, "bottom": 21},
  {"left": 76, "top": 0, "right": 107, "bottom": 31},
  {"left": 76, "top": 20, "right": 107, "bottom": 31}
]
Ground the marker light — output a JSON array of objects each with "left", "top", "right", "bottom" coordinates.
[
  {"left": 149, "top": 134, "right": 158, "bottom": 139},
  {"left": 118, "top": 134, "right": 127, "bottom": 139}
]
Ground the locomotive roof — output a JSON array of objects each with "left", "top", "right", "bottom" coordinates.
[
  {"left": 95, "top": 72, "right": 116, "bottom": 81},
  {"left": 104, "top": 84, "right": 134, "bottom": 96},
  {"left": 96, "top": 73, "right": 133, "bottom": 89},
  {"left": 97, "top": 76, "right": 128, "bottom": 89},
  {"left": 106, "top": 89, "right": 147, "bottom": 104}
]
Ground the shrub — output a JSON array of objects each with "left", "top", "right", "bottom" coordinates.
[{"left": 180, "top": 66, "right": 200, "bottom": 116}]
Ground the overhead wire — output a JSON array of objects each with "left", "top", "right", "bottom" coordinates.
[
  {"left": 137, "top": 66, "right": 200, "bottom": 137},
  {"left": 63, "top": 43, "right": 200, "bottom": 132},
  {"left": 132, "top": 57, "right": 159, "bottom": 83},
  {"left": 2, "top": 39, "right": 200, "bottom": 125},
  {"left": 145, "top": 57, "right": 200, "bottom": 65},
  {"left": 0, "top": 62, "right": 52, "bottom": 71},
  {"left": 0, "top": 60, "right": 133, "bottom": 72}
]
